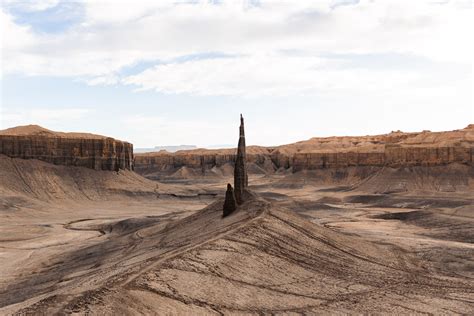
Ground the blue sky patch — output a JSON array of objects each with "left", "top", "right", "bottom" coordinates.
[{"left": 4, "top": 1, "right": 84, "bottom": 34}]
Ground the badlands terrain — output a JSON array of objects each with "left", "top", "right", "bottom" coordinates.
[{"left": 0, "top": 124, "right": 473, "bottom": 314}]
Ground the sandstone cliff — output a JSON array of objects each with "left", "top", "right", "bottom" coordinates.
[
  {"left": 291, "top": 126, "right": 472, "bottom": 171},
  {"left": 0, "top": 125, "right": 133, "bottom": 171},
  {"left": 134, "top": 146, "right": 275, "bottom": 178},
  {"left": 135, "top": 125, "right": 473, "bottom": 177}
]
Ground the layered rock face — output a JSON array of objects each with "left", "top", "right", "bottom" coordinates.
[
  {"left": 0, "top": 125, "right": 133, "bottom": 171},
  {"left": 291, "top": 152, "right": 386, "bottom": 171},
  {"left": 134, "top": 125, "right": 473, "bottom": 177},
  {"left": 384, "top": 145, "right": 472, "bottom": 166},
  {"left": 292, "top": 127, "right": 473, "bottom": 171},
  {"left": 134, "top": 147, "right": 274, "bottom": 177},
  {"left": 292, "top": 148, "right": 473, "bottom": 171}
]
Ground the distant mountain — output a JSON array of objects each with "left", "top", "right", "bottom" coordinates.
[{"left": 135, "top": 145, "right": 197, "bottom": 153}]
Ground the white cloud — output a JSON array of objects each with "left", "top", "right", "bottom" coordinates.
[
  {"left": 0, "top": 10, "right": 36, "bottom": 51},
  {"left": 0, "top": 108, "right": 91, "bottom": 129},
  {"left": 84, "top": 74, "right": 120, "bottom": 86},
  {"left": 123, "top": 53, "right": 425, "bottom": 97},
  {"left": 1, "top": 0, "right": 472, "bottom": 96}
]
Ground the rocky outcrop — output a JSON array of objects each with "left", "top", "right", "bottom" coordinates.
[
  {"left": 223, "top": 183, "right": 237, "bottom": 217},
  {"left": 0, "top": 125, "right": 133, "bottom": 171}
]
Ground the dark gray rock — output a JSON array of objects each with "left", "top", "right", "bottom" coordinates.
[
  {"left": 234, "top": 114, "right": 248, "bottom": 204},
  {"left": 223, "top": 183, "right": 237, "bottom": 217}
]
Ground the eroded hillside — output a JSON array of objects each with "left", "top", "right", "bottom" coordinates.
[{"left": 135, "top": 125, "right": 473, "bottom": 179}]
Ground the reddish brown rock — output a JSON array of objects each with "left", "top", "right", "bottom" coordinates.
[
  {"left": 285, "top": 125, "right": 473, "bottom": 170},
  {"left": 0, "top": 125, "right": 133, "bottom": 171},
  {"left": 384, "top": 145, "right": 472, "bottom": 166},
  {"left": 292, "top": 145, "right": 472, "bottom": 171},
  {"left": 134, "top": 147, "right": 273, "bottom": 177},
  {"left": 134, "top": 125, "right": 473, "bottom": 177},
  {"left": 292, "top": 152, "right": 386, "bottom": 171}
]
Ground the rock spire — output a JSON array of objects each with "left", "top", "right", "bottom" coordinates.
[
  {"left": 234, "top": 114, "right": 248, "bottom": 205},
  {"left": 223, "top": 114, "right": 248, "bottom": 216},
  {"left": 223, "top": 183, "right": 237, "bottom": 217}
]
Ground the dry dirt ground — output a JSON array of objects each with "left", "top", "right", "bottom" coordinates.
[{"left": 0, "top": 157, "right": 473, "bottom": 314}]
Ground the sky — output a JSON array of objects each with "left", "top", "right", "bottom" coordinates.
[{"left": 0, "top": 0, "right": 472, "bottom": 148}]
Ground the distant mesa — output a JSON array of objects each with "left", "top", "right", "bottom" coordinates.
[
  {"left": 135, "top": 145, "right": 198, "bottom": 153},
  {"left": 0, "top": 125, "right": 133, "bottom": 171}
]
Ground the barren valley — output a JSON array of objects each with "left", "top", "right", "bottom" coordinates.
[{"left": 0, "top": 124, "right": 473, "bottom": 314}]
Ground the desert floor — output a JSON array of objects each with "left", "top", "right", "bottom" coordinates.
[{"left": 1, "top": 171, "right": 473, "bottom": 314}]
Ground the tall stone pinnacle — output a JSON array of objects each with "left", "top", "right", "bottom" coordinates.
[{"left": 234, "top": 114, "right": 248, "bottom": 204}]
